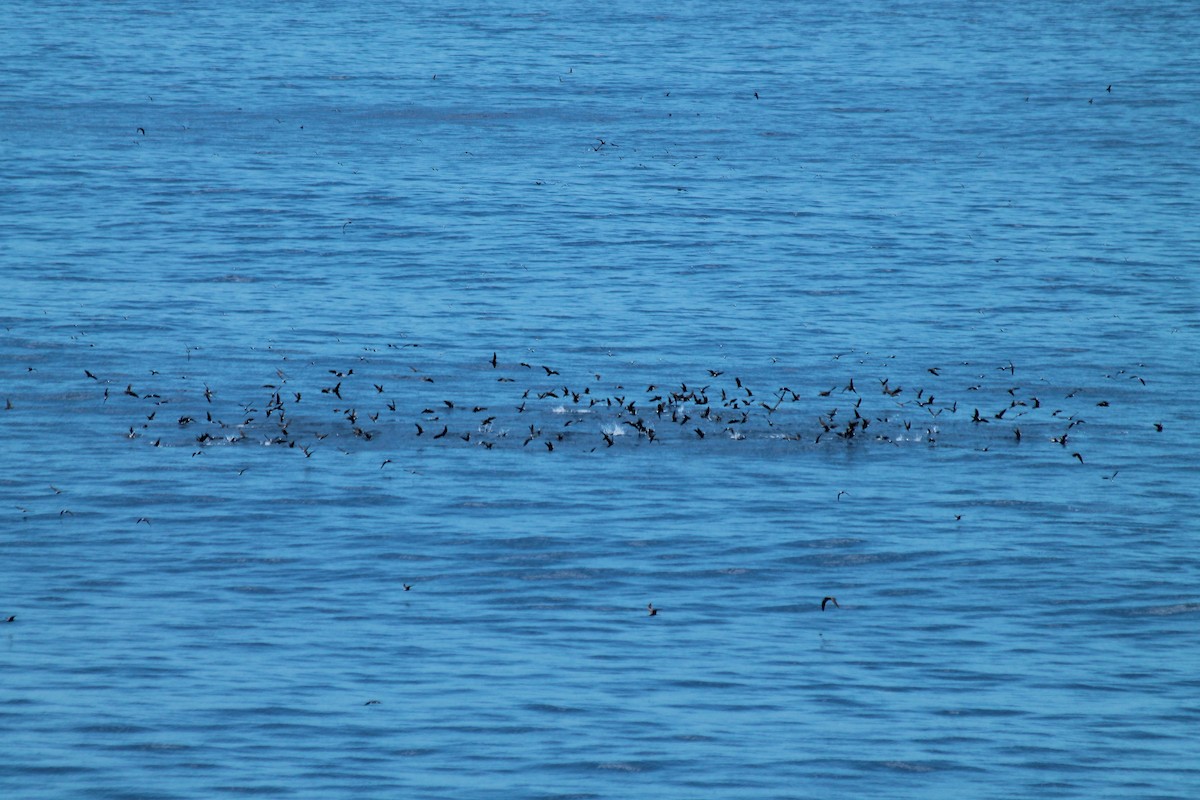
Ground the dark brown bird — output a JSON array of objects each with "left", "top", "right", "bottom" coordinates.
[
  {"left": 3, "top": 615, "right": 14, "bottom": 623},
  {"left": 1072, "top": 452, "right": 1084, "bottom": 463},
  {"left": 403, "top": 584, "right": 412, "bottom": 591},
  {"left": 821, "top": 596, "right": 840, "bottom": 611},
  {"left": 647, "top": 603, "right": 658, "bottom": 617}
]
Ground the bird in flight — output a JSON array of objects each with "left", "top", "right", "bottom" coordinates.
[{"left": 821, "top": 597, "right": 840, "bottom": 611}]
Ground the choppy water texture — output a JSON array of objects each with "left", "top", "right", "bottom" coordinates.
[{"left": 3, "top": 1, "right": 1199, "bottom": 798}]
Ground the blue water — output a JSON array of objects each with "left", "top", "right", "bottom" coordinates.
[{"left": 3, "top": 2, "right": 1199, "bottom": 798}]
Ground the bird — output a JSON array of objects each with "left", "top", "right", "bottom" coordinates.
[
  {"left": 837, "top": 491, "right": 848, "bottom": 501},
  {"left": 403, "top": 584, "right": 412, "bottom": 591},
  {"left": 1107, "top": 84, "right": 1112, "bottom": 93},
  {"left": 1072, "top": 452, "right": 1084, "bottom": 463},
  {"left": 490, "top": 352, "right": 498, "bottom": 368},
  {"left": 821, "top": 597, "right": 840, "bottom": 611},
  {"left": 3, "top": 615, "right": 14, "bottom": 623},
  {"left": 647, "top": 603, "right": 658, "bottom": 617},
  {"left": 364, "top": 699, "right": 381, "bottom": 705}
]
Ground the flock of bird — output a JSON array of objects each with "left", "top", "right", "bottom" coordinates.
[
  {"left": 3, "top": 348, "right": 1155, "bottom": 642},
  {"left": 86, "top": 348, "right": 1154, "bottom": 466}
]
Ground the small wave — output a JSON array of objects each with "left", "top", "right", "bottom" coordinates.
[{"left": 1119, "top": 603, "right": 1200, "bottom": 617}]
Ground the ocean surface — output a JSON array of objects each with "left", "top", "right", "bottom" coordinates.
[{"left": 2, "top": 1, "right": 1199, "bottom": 797}]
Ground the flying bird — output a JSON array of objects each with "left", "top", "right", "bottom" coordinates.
[{"left": 821, "top": 597, "right": 840, "bottom": 611}]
